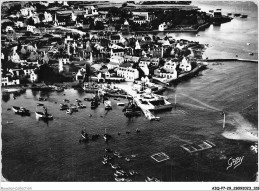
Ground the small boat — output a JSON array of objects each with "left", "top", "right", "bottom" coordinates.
[
  {"left": 103, "top": 155, "right": 114, "bottom": 161},
  {"left": 240, "top": 14, "right": 248, "bottom": 18},
  {"left": 145, "top": 176, "right": 160, "bottom": 182},
  {"left": 105, "top": 148, "right": 113, "bottom": 153},
  {"left": 12, "top": 106, "right": 30, "bottom": 116},
  {"left": 55, "top": 87, "right": 64, "bottom": 92},
  {"left": 39, "top": 97, "right": 47, "bottom": 101},
  {"left": 227, "top": 13, "right": 232, "bottom": 16},
  {"left": 76, "top": 99, "right": 82, "bottom": 102},
  {"left": 233, "top": 13, "right": 241, "bottom": 17},
  {"left": 216, "top": 8, "right": 221, "bottom": 11},
  {"left": 35, "top": 111, "right": 53, "bottom": 120},
  {"left": 7, "top": 108, "right": 11, "bottom": 111},
  {"left": 115, "top": 177, "right": 126, "bottom": 182},
  {"left": 102, "top": 160, "right": 109, "bottom": 165},
  {"left": 125, "top": 157, "right": 131, "bottom": 162},
  {"left": 70, "top": 105, "right": 79, "bottom": 112},
  {"left": 81, "top": 129, "right": 88, "bottom": 140},
  {"left": 66, "top": 108, "right": 73, "bottom": 114},
  {"left": 116, "top": 170, "right": 127, "bottom": 176},
  {"left": 104, "top": 128, "right": 112, "bottom": 142},
  {"left": 77, "top": 103, "right": 87, "bottom": 108},
  {"left": 113, "top": 151, "right": 123, "bottom": 158},
  {"left": 63, "top": 99, "right": 70, "bottom": 103},
  {"left": 117, "top": 103, "right": 125, "bottom": 106},
  {"left": 6, "top": 121, "right": 14, "bottom": 124},
  {"left": 104, "top": 100, "right": 112, "bottom": 110},
  {"left": 249, "top": 53, "right": 254, "bottom": 55},
  {"left": 37, "top": 103, "right": 44, "bottom": 106},
  {"left": 60, "top": 103, "right": 69, "bottom": 110},
  {"left": 129, "top": 170, "right": 139, "bottom": 176},
  {"left": 111, "top": 163, "right": 121, "bottom": 170},
  {"left": 84, "top": 98, "right": 92, "bottom": 101},
  {"left": 209, "top": 10, "right": 214, "bottom": 13}
]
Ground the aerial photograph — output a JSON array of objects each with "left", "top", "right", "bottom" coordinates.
[{"left": 1, "top": 0, "right": 258, "bottom": 187}]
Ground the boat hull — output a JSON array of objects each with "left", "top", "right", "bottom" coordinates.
[{"left": 35, "top": 112, "right": 53, "bottom": 120}]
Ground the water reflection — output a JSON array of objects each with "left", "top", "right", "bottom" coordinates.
[{"left": 2, "top": 93, "right": 10, "bottom": 103}]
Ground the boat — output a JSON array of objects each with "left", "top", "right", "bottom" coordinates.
[
  {"left": 145, "top": 176, "right": 160, "bottom": 182},
  {"left": 227, "top": 13, "right": 232, "bottom": 16},
  {"left": 209, "top": 10, "right": 214, "bottom": 13},
  {"left": 111, "top": 163, "right": 121, "bottom": 170},
  {"left": 240, "top": 14, "right": 248, "bottom": 18},
  {"left": 104, "top": 128, "right": 112, "bottom": 142},
  {"left": 84, "top": 97, "right": 92, "bottom": 101},
  {"left": 116, "top": 170, "right": 127, "bottom": 176},
  {"left": 233, "top": 13, "right": 241, "bottom": 17},
  {"left": 63, "top": 99, "right": 70, "bottom": 103},
  {"left": 35, "top": 111, "right": 53, "bottom": 120},
  {"left": 102, "top": 160, "right": 109, "bottom": 165},
  {"left": 113, "top": 151, "right": 123, "bottom": 158},
  {"left": 60, "top": 103, "right": 69, "bottom": 110},
  {"left": 115, "top": 177, "right": 126, "bottom": 182},
  {"left": 37, "top": 103, "right": 44, "bottom": 106},
  {"left": 81, "top": 129, "right": 88, "bottom": 140},
  {"left": 105, "top": 148, "right": 113, "bottom": 153},
  {"left": 104, "top": 100, "right": 112, "bottom": 110},
  {"left": 39, "top": 97, "right": 47, "bottom": 101},
  {"left": 91, "top": 98, "right": 99, "bottom": 109},
  {"left": 6, "top": 121, "right": 14, "bottom": 124},
  {"left": 66, "top": 108, "right": 73, "bottom": 114},
  {"left": 77, "top": 103, "right": 87, "bottom": 108},
  {"left": 125, "top": 157, "right": 131, "bottom": 162},
  {"left": 76, "top": 99, "right": 82, "bottom": 102},
  {"left": 117, "top": 103, "right": 125, "bottom": 106},
  {"left": 70, "top": 105, "right": 79, "bottom": 112},
  {"left": 129, "top": 170, "right": 139, "bottom": 176},
  {"left": 12, "top": 106, "right": 30, "bottom": 116},
  {"left": 55, "top": 86, "right": 64, "bottom": 92}
]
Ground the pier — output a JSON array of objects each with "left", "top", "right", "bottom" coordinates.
[{"left": 113, "top": 83, "right": 161, "bottom": 121}]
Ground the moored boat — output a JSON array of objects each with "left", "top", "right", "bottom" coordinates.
[
  {"left": 12, "top": 106, "right": 30, "bottom": 116},
  {"left": 240, "top": 14, "right": 248, "bottom": 18},
  {"left": 60, "top": 103, "right": 69, "bottom": 110},
  {"left": 104, "top": 100, "right": 112, "bottom": 110},
  {"left": 35, "top": 111, "right": 53, "bottom": 120},
  {"left": 66, "top": 108, "right": 73, "bottom": 114}
]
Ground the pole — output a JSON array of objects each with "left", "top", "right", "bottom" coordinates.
[
  {"left": 175, "top": 94, "right": 176, "bottom": 110},
  {"left": 223, "top": 113, "right": 225, "bottom": 129}
]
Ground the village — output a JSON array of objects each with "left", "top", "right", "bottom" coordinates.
[{"left": 1, "top": 1, "right": 213, "bottom": 89}]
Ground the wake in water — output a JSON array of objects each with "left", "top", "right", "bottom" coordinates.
[
  {"left": 178, "top": 93, "right": 222, "bottom": 112},
  {"left": 221, "top": 112, "right": 258, "bottom": 142},
  {"left": 169, "top": 135, "right": 193, "bottom": 144}
]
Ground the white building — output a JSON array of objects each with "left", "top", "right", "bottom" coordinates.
[
  {"left": 59, "top": 58, "right": 70, "bottom": 72},
  {"left": 117, "top": 67, "right": 139, "bottom": 82},
  {"left": 179, "top": 57, "right": 192, "bottom": 72},
  {"left": 139, "top": 62, "right": 149, "bottom": 76},
  {"left": 43, "top": 11, "right": 53, "bottom": 22},
  {"left": 30, "top": 70, "right": 38, "bottom": 83},
  {"left": 158, "top": 22, "right": 166, "bottom": 31},
  {"left": 27, "top": 25, "right": 36, "bottom": 33},
  {"left": 110, "top": 56, "right": 124, "bottom": 65},
  {"left": 5, "top": 26, "right": 14, "bottom": 32},
  {"left": 163, "top": 60, "right": 178, "bottom": 73}
]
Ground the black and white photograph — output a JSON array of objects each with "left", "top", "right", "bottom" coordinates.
[{"left": 1, "top": 0, "right": 258, "bottom": 190}]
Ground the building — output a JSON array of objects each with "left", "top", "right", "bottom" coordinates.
[
  {"left": 30, "top": 70, "right": 38, "bottom": 83},
  {"left": 27, "top": 25, "right": 36, "bottom": 33},
  {"left": 163, "top": 60, "right": 178, "bottom": 73},
  {"left": 179, "top": 57, "right": 192, "bottom": 72},
  {"left": 117, "top": 67, "right": 139, "bottom": 81},
  {"left": 59, "top": 58, "right": 70, "bottom": 72},
  {"left": 110, "top": 49, "right": 125, "bottom": 57}
]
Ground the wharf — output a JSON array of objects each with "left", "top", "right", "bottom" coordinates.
[{"left": 113, "top": 83, "right": 160, "bottom": 121}]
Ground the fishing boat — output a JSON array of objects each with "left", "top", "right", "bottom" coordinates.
[
  {"left": 35, "top": 106, "right": 53, "bottom": 120},
  {"left": 12, "top": 106, "right": 30, "bottom": 116},
  {"left": 77, "top": 103, "right": 87, "bottom": 108},
  {"left": 81, "top": 129, "right": 88, "bottom": 140},
  {"left": 240, "top": 14, "right": 248, "bottom": 18},
  {"left": 66, "top": 108, "right": 73, "bottom": 114},
  {"left": 35, "top": 112, "right": 53, "bottom": 120},
  {"left": 104, "top": 100, "right": 112, "bottom": 110},
  {"left": 145, "top": 176, "right": 160, "bottom": 182},
  {"left": 60, "top": 103, "right": 69, "bottom": 110},
  {"left": 104, "top": 128, "right": 112, "bottom": 142}
]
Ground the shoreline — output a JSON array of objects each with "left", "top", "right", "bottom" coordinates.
[{"left": 200, "top": 58, "right": 258, "bottom": 63}]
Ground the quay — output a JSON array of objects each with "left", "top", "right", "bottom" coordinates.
[
  {"left": 199, "top": 58, "right": 258, "bottom": 63},
  {"left": 113, "top": 83, "right": 167, "bottom": 121}
]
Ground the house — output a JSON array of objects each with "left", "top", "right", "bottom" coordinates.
[
  {"left": 5, "top": 26, "right": 14, "bottom": 32},
  {"left": 107, "top": 62, "right": 119, "bottom": 70},
  {"left": 179, "top": 57, "right": 192, "bottom": 72},
  {"left": 30, "top": 70, "right": 38, "bottom": 83},
  {"left": 133, "top": 16, "right": 147, "bottom": 25},
  {"left": 163, "top": 60, "right": 178, "bottom": 73},
  {"left": 110, "top": 35, "right": 121, "bottom": 44},
  {"left": 110, "top": 56, "right": 124, "bottom": 64},
  {"left": 140, "top": 58, "right": 151, "bottom": 67},
  {"left": 59, "top": 58, "right": 70, "bottom": 72},
  {"left": 117, "top": 67, "right": 139, "bottom": 82},
  {"left": 158, "top": 22, "right": 166, "bottom": 31},
  {"left": 27, "top": 25, "right": 36, "bottom": 33},
  {"left": 15, "top": 21, "right": 25, "bottom": 28},
  {"left": 1, "top": 75, "right": 20, "bottom": 86},
  {"left": 75, "top": 67, "right": 86, "bottom": 82},
  {"left": 84, "top": 6, "right": 99, "bottom": 16},
  {"left": 139, "top": 62, "right": 149, "bottom": 76},
  {"left": 43, "top": 11, "right": 53, "bottom": 22},
  {"left": 132, "top": 11, "right": 149, "bottom": 20},
  {"left": 110, "top": 49, "right": 124, "bottom": 57}
]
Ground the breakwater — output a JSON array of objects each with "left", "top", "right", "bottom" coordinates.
[{"left": 199, "top": 58, "right": 258, "bottom": 63}]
